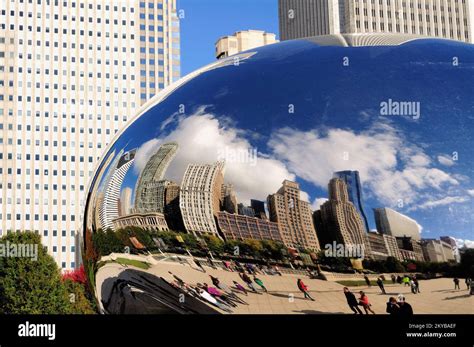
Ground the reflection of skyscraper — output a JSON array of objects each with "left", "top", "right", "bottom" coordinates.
[
  {"left": 238, "top": 204, "right": 255, "bottom": 217},
  {"left": 100, "top": 149, "right": 136, "bottom": 231},
  {"left": 251, "top": 199, "right": 267, "bottom": 219},
  {"left": 164, "top": 182, "right": 185, "bottom": 231},
  {"left": 221, "top": 184, "right": 238, "bottom": 214},
  {"left": 333, "top": 171, "right": 369, "bottom": 232},
  {"left": 134, "top": 142, "right": 179, "bottom": 213},
  {"left": 268, "top": 180, "right": 320, "bottom": 251},
  {"left": 374, "top": 207, "right": 421, "bottom": 240},
  {"left": 120, "top": 188, "right": 133, "bottom": 217},
  {"left": 180, "top": 162, "right": 225, "bottom": 237},
  {"left": 320, "top": 178, "right": 370, "bottom": 253}
]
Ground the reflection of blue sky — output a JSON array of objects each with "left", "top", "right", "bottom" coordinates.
[{"left": 99, "top": 38, "right": 474, "bottom": 243}]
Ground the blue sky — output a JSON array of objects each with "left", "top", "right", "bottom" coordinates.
[{"left": 178, "top": 0, "right": 279, "bottom": 76}]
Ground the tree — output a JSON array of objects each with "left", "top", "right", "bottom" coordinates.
[
  {"left": 202, "top": 234, "right": 224, "bottom": 255},
  {"left": 0, "top": 232, "right": 72, "bottom": 314},
  {"left": 62, "top": 279, "right": 96, "bottom": 314}
]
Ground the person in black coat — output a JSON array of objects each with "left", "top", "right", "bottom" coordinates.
[
  {"left": 397, "top": 294, "right": 413, "bottom": 316},
  {"left": 386, "top": 297, "right": 400, "bottom": 315},
  {"left": 343, "top": 287, "right": 363, "bottom": 314}
]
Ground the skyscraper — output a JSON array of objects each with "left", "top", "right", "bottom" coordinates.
[
  {"left": 374, "top": 207, "right": 421, "bottom": 240},
  {"left": 0, "top": 0, "right": 180, "bottom": 270},
  {"left": 134, "top": 142, "right": 179, "bottom": 213},
  {"left": 279, "top": 0, "right": 474, "bottom": 43},
  {"left": 333, "top": 170, "right": 370, "bottom": 232},
  {"left": 215, "top": 30, "right": 279, "bottom": 59},
  {"left": 267, "top": 180, "right": 320, "bottom": 251},
  {"left": 319, "top": 178, "right": 370, "bottom": 254},
  {"left": 179, "top": 162, "right": 225, "bottom": 237},
  {"left": 278, "top": 0, "right": 341, "bottom": 40}
]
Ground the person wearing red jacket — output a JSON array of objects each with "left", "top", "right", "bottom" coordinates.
[
  {"left": 359, "top": 291, "right": 375, "bottom": 314},
  {"left": 297, "top": 278, "right": 315, "bottom": 301}
]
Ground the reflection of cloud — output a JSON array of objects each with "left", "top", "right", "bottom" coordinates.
[
  {"left": 437, "top": 155, "right": 455, "bottom": 167},
  {"left": 268, "top": 123, "right": 463, "bottom": 210},
  {"left": 152, "top": 111, "right": 295, "bottom": 204},
  {"left": 312, "top": 198, "right": 328, "bottom": 210},
  {"left": 416, "top": 196, "right": 469, "bottom": 210},
  {"left": 454, "top": 238, "right": 474, "bottom": 249},
  {"left": 133, "top": 138, "right": 163, "bottom": 174}
]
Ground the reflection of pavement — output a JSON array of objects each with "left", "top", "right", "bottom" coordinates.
[{"left": 97, "top": 261, "right": 474, "bottom": 314}]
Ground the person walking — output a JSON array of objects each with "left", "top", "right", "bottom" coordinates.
[
  {"left": 364, "top": 275, "right": 371, "bottom": 287},
  {"left": 396, "top": 275, "right": 402, "bottom": 284},
  {"left": 358, "top": 291, "right": 375, "bottom": 314},
  {"left": 386, "top": 297, "right": 401, "bottom": 315},
  {"left": 413, "top": 277, "right": 420, "bottom": 293},
  {"left": 409, "top": 279, "right": 417, "bottom": 294},
  {"left": 253, "top": 276, "right": 268, "bottom": 292},
  {"left": 391, "top": 274, "right": 396, "bottom": 284},
  {"left": 239, "top": 272, "right": 258, "bottom": 292},
  {"left": 397, "top": 294, "right": 414, "bottom": 316},
  {"left": 465, "top": 277, "right": 472, "bottom": 290},
  {"left": 403, "top": 276, "right": 410, "bottom": 287},
  {"left": 453, "top": 277, "right": 460, "bottom": 290},
  {"left": 344, "top": 287, "right": 362, "bottom": 314},
  {"left": 232, "top": 281, "right": 248, "bottom": 295},
  {"left": 297, "top": 278, "right": 315, "bottom": 301},
  {"left": 376, "top": 277, "right": 386, "bottom": 294}
]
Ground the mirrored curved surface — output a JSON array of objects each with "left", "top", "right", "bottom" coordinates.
[{"left": 83, "top": 36, "right": 474, "bottom": 314}]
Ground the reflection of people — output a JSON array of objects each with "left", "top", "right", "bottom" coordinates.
[
  {"left": 466, "top": 277, "right": 472, "bottom": 290},
  {"left": 364, "top": 275, "right": 371, "bottom": 287},
  {"left": 253, "top": 276, "right": 268, "bottom": 292},
  {"left": 386, "top": 297, "right": 400, "bottom": 315},
  {"left": 453, "top": 278, "right": 460, "bottom": 290},
  {"left": 413, "top": 277, "right": 420, "bottom": 293},
  {"left": 233, "top": 281, "right": 248, "bottom": 295},
  {"left": 358, "top": 291, "right": 375, "bottom": 314},
  {"left": 239, "top": 272, "right": 257, "bottom": 292},
  {"left": 343, "top": 287, "right": 361, "bottom": 313},
  {"left": 297, "top": 279, "right": 315, "bottom": 301},
  {"left": 397, "top": 294, "right": 413, "bottom": 316},
  {"left": 376, "top": 277, "right": 386, "bottom": 294}
]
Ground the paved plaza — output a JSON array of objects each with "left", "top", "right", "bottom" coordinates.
[{"left": 97, "top": 258, "right": 474, "bottom": 314}]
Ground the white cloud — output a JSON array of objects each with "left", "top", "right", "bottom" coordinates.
[
  {"left": 416, "top": 196, "right": 469, "bottom": 210},
  {"left": 133, "top": 138, "right": 162, "bottom": 174},
  {"left": 268, "top": 123, "right": 462, "bottom": 210},
  {"left": 467, "top": 189, "right": 474, "bottom": 197},
  {"left": 453, "top": 238, "right": 474, "bottom": 249},
  {"left": 437, "top": 155, "right": 455, "bottom": 167},
  {"left": 136, "top": 112, "right": 295, "bottom": 205},
  {"left": 311, "top": 198, "right": 328, "bottom": 210}
]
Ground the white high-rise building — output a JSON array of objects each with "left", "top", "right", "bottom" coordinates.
[
  {"left": 215, "top": 30, "right": 279, "bottom": 59},
  {"left": 99, "top": 149, "right": 136, "bottom": 231},
  {"left": 279, "top": 0, "right": 474, "bottom": 43},
  {"left": 180, "top": 162, "right": 225, "bottom": 237},
  {"left": 0, "top": 0, "right": 180, "bottom": 269}
]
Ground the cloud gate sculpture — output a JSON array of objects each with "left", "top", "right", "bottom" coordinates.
[{"left": 83, "top": 34, "right": 474, "bottom": 314}]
